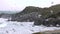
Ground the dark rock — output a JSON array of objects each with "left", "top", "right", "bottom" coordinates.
[
  {"left": 9, "top": 4, "right": 60, "bottom": 27},
  {"left": 34, "top": 16, "right": 45, "bottom": 25},
  {"left": 34, "top": 17, "right": 60, "bottom": 27},
  {"left": 43, "top": 18, "right": 60, "bottom": 27},
  {"left": 11, "top": 12, "right": 42, "bottom": 22},
  {"left": 43, "top": 18, "right": 56, "bottom": 27}
]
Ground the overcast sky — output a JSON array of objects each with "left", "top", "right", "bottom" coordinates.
[{"left": 0, "top": 0, "right": 60, "bottom": 11}]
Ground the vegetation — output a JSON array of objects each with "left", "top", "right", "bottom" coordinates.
[{"left": 14, "top": 4, "right": 60, "bottom": 19}]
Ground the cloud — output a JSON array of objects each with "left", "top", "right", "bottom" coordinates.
[{"left": 0, "top": 0, "right": 60, "bottom": 11}]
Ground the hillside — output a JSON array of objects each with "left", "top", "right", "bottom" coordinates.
[
  {"left": 10, "top": 4, "right": 60, "bottom": 27},
  {"left": 11, "top": 4, "right": 60, "bottom": 20}
]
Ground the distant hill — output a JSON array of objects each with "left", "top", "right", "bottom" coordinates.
[{"left": 0, "top": 11, "right": 19, "bottom": 14}]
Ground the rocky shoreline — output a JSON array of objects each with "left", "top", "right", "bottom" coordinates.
[{"left": 0, "top": 4, "right": 60, "bottom": 27}]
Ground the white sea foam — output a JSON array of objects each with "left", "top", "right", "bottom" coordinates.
[{"left": 0, "top": 18, "right": 60, "bottom": 34}]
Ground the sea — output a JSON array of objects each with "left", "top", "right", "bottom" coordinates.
[{"left": 0, "top": 18, "right": 60, "bottom": 34}]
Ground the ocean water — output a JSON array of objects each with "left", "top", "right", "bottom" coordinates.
[{"left": 0, "top": 18, "right": 60, "bottom": 34}]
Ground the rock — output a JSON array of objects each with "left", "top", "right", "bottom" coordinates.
[
  {"left": 43, "top": 18, "right": 60, "bottom": 27},
  {"left": 34, "top": 16, "right": 45, "bottom": 25},
  {"left": 43, "top": 18, "right": 56, "bottom": 27},
  {"left": 11, "top": 12, "right": 42, "bottom": 22},
  {"left": 33, "top": 17, "right": 60, "bottom": 27},
  {"left": 9, "top": 4, "right": 60, "bottom": 27}
]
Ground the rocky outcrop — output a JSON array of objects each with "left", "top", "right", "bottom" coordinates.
[
  {"left": 1, "top": 14, "right": 12, "bottom": 18},
  {"left": 10, "top": 6, "right": 50, "bottom": 22},
  {"left": 34, "top": 16, "right": 45, "bottom": 25},
  {"left": 43, "top": 18, "right": 60, "bottom": 27},
  {"left": 11, "top": 12, "right": 42, "bottom": 22},
  {"left": 10, "top": 4, "right": 60, "bottom": 27},
  {"left": 34, "top": 12, "right": 60, "bottom": 26},
  {"left": 0, "top": 13, "right": 13, "bottom": 20}
]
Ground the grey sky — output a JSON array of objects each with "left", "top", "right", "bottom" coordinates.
[{"left": 0, "top": 0, "right": 60, "bottom": 11}]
